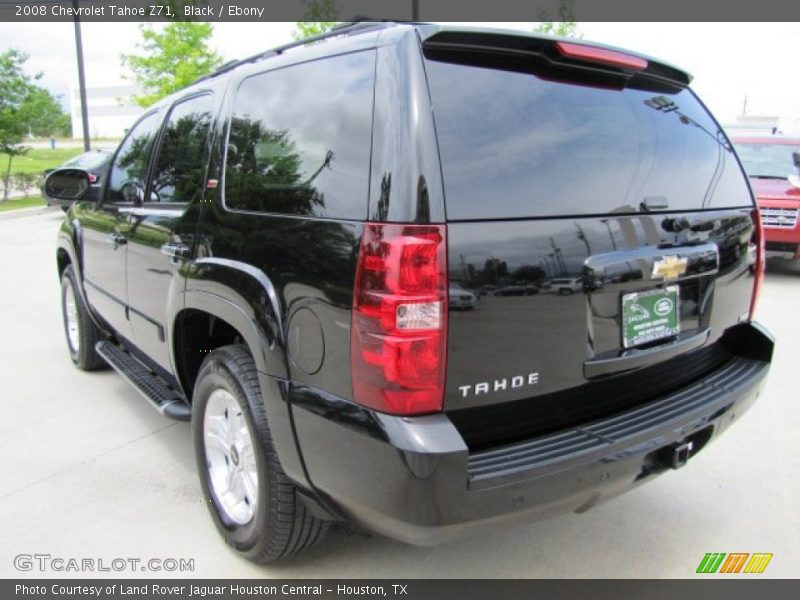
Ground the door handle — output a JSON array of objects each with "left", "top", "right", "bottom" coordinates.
[
  {"left": 160, "top": 243, "right": 190, "bottom": 264},
  {"left": 108, "top": 233, "right": 127, "bottom": 250}
]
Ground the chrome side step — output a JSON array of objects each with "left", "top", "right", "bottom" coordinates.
[{"left": 96, "top": 341, "right": 191, "bottom": 421}]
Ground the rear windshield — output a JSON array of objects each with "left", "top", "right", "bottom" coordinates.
[
  {"left": 424, "top": 56, "right": 752, "bottom": 220},
  {"left": 65, "top": 152, "right": 109, "bottom": 170},
  {"left": 734, "top": 142, "right": 800, "bottom": 179}
]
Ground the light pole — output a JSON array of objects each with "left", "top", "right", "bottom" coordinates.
[
  {"left": 600, "top": 219, "right": 617, "bottom": 250},
  {"left": 73, "top": 0, "right": 90, "bottom": 150},
  {"left": 575, "top": 223, "right": 591, "bottom": 257}
]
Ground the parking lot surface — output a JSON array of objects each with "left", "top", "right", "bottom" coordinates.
[{"left": 0, "top": 209, "right": 797, "bottom": 578}]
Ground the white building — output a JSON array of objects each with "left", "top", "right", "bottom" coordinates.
[
  {"left": 726, "top": 114, "right": 800, "bottom": 138},
  {"left": 69, "top": 84, "right": 144, "bottom": 140}
]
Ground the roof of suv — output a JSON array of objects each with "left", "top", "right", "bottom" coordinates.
[{"left": 187, "top": 21, "right": 692, "bottom": 91}]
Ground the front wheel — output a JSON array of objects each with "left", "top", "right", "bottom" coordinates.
[{"left": 192, "top": 345, "right": 328, "bottom": 563}]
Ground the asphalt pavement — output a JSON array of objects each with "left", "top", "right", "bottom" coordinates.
[{"left": 0, "top": 209, "right": 797, "bottom": 578}]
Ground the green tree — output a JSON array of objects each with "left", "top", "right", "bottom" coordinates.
[
  {"left": 534, "top": 0, "right": 582, "bottom": 39},
  {"left": 19, "top": 87, "right": 70, "bottom": 137},
  {"left": 121, "top": 22, "right": 223, "bottom": 107},
  {"left": 1, "top": 145, "right": 27, "bottom": 203},
  {"left": 293, "top": 0, "right": 339, "bottom": 40},
  {"left": 11, "top": 172, "right": 41, "bottom": 197},
  {"left": 1, "top": 49, "right": 71, "bottom": 202},
  {"left": 0, "top": 49, "right": 33, "bottom": 203}
]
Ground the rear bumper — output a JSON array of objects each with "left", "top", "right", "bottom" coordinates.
[{"left": 290, "top": 322, "right": 773, "bottom": 545}]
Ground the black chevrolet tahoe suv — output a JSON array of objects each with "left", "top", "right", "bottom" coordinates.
[{"left": 47, "top": 23, "right": 774, "bottom": 563}]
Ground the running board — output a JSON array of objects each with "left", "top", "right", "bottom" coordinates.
[{"left": 96, "top": 341, "right": 191, "bottom": 421}]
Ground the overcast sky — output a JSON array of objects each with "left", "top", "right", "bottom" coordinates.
[{"left": 1, "top": 21, "right": 798, "bottom": 128}]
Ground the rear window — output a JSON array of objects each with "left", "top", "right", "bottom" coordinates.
[
  {"left": 734, "top": 142, "right": 800, "bottom": 179},
  {"left": 65, "top": 152, "right": 109, "bottom": 170},
  {"left": 424, "top": 56, "right": 752, "bottom": 220}
]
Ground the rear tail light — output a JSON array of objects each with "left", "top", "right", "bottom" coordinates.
[
  {"left": 749, "top": 208, "right": 765, "bottom": 319},
  {"left": 351, "top": 223, "right": 448, "bottom": 415},
  {"left": 555, "top": 41, "right": 648, "bottom": 71}
]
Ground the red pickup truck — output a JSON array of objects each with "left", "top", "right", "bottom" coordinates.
[{"left": 734, "top": 137, "right": 800, "bottom": 260}]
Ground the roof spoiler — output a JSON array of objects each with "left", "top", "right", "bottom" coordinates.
[{"left": 420, "top": 30, "right": 692, "bottom": 87}]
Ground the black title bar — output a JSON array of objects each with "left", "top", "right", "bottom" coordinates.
[
  {"left": 0, "top": 0, "right": 799, "bottom": 22},
  {"left": 4, "top": 579, "right": 800, "bottom": 600}
]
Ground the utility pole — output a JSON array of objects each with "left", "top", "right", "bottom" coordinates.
[
  {"left": 601, "top": 219, "right": 617, "bottom": 250},
  {"left": 73, "top": 0, "right": 90, "bottom": 151},
  {"left": 550, "top": 236, "right": 567, "bottom": 276},
  {"left": 575, "top": 223, "right": 591, "bottom": 257},
  {"left": 411, "top": 0, "right": 419, "bottom": 20}
]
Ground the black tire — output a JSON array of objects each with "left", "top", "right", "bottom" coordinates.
[
  {"left": 192, "top": 344, "right": 328, "bottom": 563},
  {"left": 60, "top": 264, "right": 106, "bottom": 371}
]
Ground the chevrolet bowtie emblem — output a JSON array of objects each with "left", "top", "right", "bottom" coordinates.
[{"left": 652, "top": 255, "right": 688, "bottom": 280}]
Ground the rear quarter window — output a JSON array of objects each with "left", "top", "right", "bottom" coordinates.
[
  {"left": 424, "top": 56, "right": 752, "bottom": 220},
  {"left": 223, "top": 50, "right": 376, "bottom": 220}
]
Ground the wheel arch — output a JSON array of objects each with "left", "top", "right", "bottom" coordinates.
[
  {"left": 56, "top": 231, "right": 109, "bottom": 335},
  {"left": 174, "top": 293, "right": 283, "bottom": 397},
  {"left": 175, "top": 295, "right": 309, "bottom": 490}
]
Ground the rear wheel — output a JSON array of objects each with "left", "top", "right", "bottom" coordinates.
[
  {"left": 192, "top": 344, "right": 328, "bottom": 563},
  {"left": 60, "top": 264, "right": 106, "bottom": 371}
]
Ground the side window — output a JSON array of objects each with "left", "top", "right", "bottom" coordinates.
[
  {"left": 149, "top": 94, "right": 215, "bottom": 204},
  {"left": 107, "top": 111, "right": 162, "bottom": 204},
  {"left": 224, "top": 50, "right": 375, "bottom": 219}
]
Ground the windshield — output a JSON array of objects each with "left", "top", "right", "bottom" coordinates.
[{"left": 734, "top": 142, "right": 800, "bottom": 179}]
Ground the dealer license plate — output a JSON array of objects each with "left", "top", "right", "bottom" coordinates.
[{"left": 621, "top": 286, "right": 680, "bottom": 349}]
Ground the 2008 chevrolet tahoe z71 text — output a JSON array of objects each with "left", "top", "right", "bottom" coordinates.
[{"left": 47, "top": 23, "right": 774, "bottom": 563}]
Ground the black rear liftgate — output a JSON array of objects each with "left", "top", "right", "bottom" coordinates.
[{"left": 423, "top": 30, "right": 760, "bottom": 430}]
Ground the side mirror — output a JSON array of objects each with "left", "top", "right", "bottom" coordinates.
[{"left": 44, "top": 168, "right": 90, "bottom": 201}]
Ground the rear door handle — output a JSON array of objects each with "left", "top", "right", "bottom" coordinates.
[{"left": 108, "top": 233, "right": 127, "bottom": 250}]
